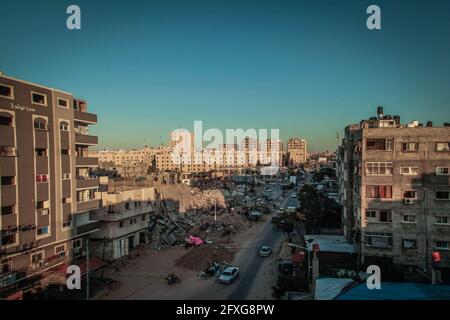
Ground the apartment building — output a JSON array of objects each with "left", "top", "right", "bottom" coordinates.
[
  {"left": 287, "top": 138, "right": 307, "bottom": 166},
  {"left": 89, "top": 183, "right": 156, "bottom": 261},
  {"left": 338, "top": 107, "right": 450, "bottom": 278},
  {"left": 0, "top": 73, "right": 100, "bottom": 297}
]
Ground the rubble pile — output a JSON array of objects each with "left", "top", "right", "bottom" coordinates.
[
  {"left": 188, "top": 188, "right": 226, "bottom": 210},
  {"left": 175, "top": 245, "right": 233, "bottom": 271}
]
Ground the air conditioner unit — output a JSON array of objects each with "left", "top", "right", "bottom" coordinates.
[{"left": 404, "top": 199, "right": 414, "bottom": 205}]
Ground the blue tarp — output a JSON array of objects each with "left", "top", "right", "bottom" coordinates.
[{"left": 335, "top": 282, "right": 450, "bottom": 300}]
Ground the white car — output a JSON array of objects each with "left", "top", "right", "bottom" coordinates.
[
  {"left": 218, "top": 266, "right": 240, "bottom": 284},
  {"left": 259, "top": 246, "right": 272, "bottom": 257}
]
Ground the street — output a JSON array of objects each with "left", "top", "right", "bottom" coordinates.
[{"left": 95, "top": 182, "right": 287, "bottom": 300}]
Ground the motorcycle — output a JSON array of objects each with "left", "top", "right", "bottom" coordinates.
[{"left": 165, "top": 273, "right": 181, "bottom": 285}]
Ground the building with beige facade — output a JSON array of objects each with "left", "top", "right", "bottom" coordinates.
[
  {"left": 0, "top": 73, "right": 100, "bottom": 298},
  {"left": 337, "top": 107, "right": 450, "bottom": 280},
  {"left": 287, "top": 138, "right": 307, "bottom": 166}
]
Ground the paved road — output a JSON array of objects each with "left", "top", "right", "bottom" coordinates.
[{"left": 190, "top": 184, "right": 284, "bottom": 300}]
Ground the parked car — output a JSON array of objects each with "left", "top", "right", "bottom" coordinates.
[
  {"left": 259, "top": 246, "right": 272, "bottom": 257},
  {"left": 291, "top": 193, "right": 297, "bottom": 198},
  {"left": 218, "top": 266, "right": 240, "bottom": 284}
]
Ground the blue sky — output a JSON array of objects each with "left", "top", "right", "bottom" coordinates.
[{"left": 1, "top": 0, "right": 449, "bottom": 151}]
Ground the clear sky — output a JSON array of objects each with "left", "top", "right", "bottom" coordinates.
[{"left": 1, "top": 0, "right": 449, "bottom": 151}]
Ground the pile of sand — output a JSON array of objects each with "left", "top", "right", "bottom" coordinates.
[{"left": 175, "top": 245, "right": 234, "bottom": 271}]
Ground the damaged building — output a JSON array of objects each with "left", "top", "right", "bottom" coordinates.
[{"left": 337, "top": 107, "right": 450, "bottom": 280}]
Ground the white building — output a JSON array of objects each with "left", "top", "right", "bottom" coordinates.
[{"left": 90, "top": 186, "right": 157, "bottom": 261}]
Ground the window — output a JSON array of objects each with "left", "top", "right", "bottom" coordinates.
[
  {"left": 435, "top": 143, "right": 450, "bottom": 152},
  {"left": 366, "top": 138, "right": 393, "bottom": 151},
  {"left": 403, "top": 190, "right": 417, "bottom": 199},
  {"left": 62, "top": 197, "right": 71, "bottom": 204},
  {"left": 403, "top": 214, "right": 416, "bottom": 223},
  {"left": 31, "top": 91, "right": 47, "bottom": 106},
  {"left": 35, "top": 148, "right": 47, "bottom": 157},
  {"left": 0, "top": 146, "right": 16, "bottom": 157},
  {"left": 1, "top": 259, "right": 12, "bottom": 273},
  {"left": 62, "top": 173, "right": 71, "bottom": 180},
  {"left": 0, "top": 115, "right": 13, "bottom": 126},
  {"left": 57, "top": 98, "right": 69, "bottom": 108},
  {"left": 0, "top": 84, "right": 14, "bottom": 98},
  {"left": 37, "top": 226, "right": 49, "bottom": 236},
  {"left": 1, "top": 176, "right": 15, "bottom": 185},
  {"left": 436, "top": 216, "right": 449, "bottom": 225},
  {"left": 366, "top": 162, "right": 393, "bottom": 175},
  {"left": 400, "top": 167, "right": 419, "bottom": 176},
  {"left": 63, "top": 219, "right": 72, "bottom": 228},
  {"left": 72, "top": 239, "right": 82, "bottom": 250},
  {"left": 379, "top": 211, "right": 392, "bottom": 222},
  {"left": 366, "top": 210, "right": 377, "bottom": 218},
  {"left": 76, "top": 188, "right": 97, "bottom": 202},
  {"left": 1, "top": 205, "right": 15, "bottom": 216},
  {"left": 366, "top": 185, "right": 392, "bottom": 198},
  {"left": 1, "top": 233, "right": 16, "bottom": 245},
  {"left": 436, "top": 191, "right": 450, "bottom": 200},
  {"left": 60, "top": 121, "right": 69, "bottom": 131},
  {"left": 36, "top": 201, "right": 49, "bottom": 215},
  {"left": 402, "top": 142, "right": 419, "bottom": 151},
  {"left": 130, "top": 219, "right": 134, "bottom": 225},
  {"left": 119, "top": 221, "right": 124, "bottom": 228},
  {"left": 34, "top": 118, "right": 47, "bottom": 130},
  {"left": 125, "top": 202, "right": 130, "bottom": 210},
  {"left": 436, "top": 167, "right": 450, "bottom": 176},
  {"left": 365, "top": 232, "right": 393, "bottom": 248},
  {"left": 31, "top": 251, "right": 45, "bottom": 264},
  {"left": 142, "top": 214, "right": 146, "bottom": 221},
  {"left": 436, "top": 241, "right": 449, "bottom": 250},
  {"left": 61, "top": 149, "right": 70, "bottom": 155},
  {"left": 55, "top": 244, "right": 66, "bottom": 255},
  {"left": 402, "top": 239, "right": 417, "bottom": 249},
  {"left": 36, "top": 174, "right": 49, "bottom": 183}
]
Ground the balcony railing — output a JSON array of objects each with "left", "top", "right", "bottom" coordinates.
[
  {"left": 76, "top": 220, "right": 100, "bottom": 235},
  {"left": 74, "top": 110, "right": 97, "bottom": 124},
  {"left": 75, "top": 134, "right": 98, "bottom": 145},
  {"left": 76, "top": 157, "right": 99, "bottom": 167},
  {"left": 76, "top": 177, "right": 99, "bottom": 189},
  {"left": 76, "top": 199, "right": 100, "bottom": 213}
]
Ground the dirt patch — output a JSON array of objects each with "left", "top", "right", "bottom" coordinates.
[{"left": 175, "top": 245, "right": 234, "bottom": 271}]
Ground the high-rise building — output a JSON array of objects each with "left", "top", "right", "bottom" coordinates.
[
  {"left": 287, "top": 138, "right": 307, "bottom": 165},
  {"left": 0, "top": 74, "right": 100, "bottom": 297},
  {"left": 337, "top": 106, "right": 450, "bottom": 278}
]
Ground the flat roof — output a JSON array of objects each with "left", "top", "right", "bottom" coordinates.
[{"left": 305, "top": 235, "right": 356, "bottom": 254}]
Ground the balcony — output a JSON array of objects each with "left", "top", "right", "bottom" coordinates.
[
  {"left": 74, "top": 110, "right": 97, "bottom": 124},
  {"left": 34, "top": 130, "right": 48, "bottom": 149},
  {"left": 35, "top": 156, "right": 49, "bottom": 174},
  {"left": 0, "top": 126, "right": 15, "bottom": 146},
  {"left": 75, "top": 134, "right": 98, "bottom": 145},
  {"left": 76, "top": 177, "right": 99, "bottom": 189},
  {"left": 76, "top": 199, "right": 100, "bottom": 213},
  {"left": 36, "top": 183, "right": 49, "bottom": 202},
  {"left": 76, "top": 157, "right": 98, "bottom": 167},
  {"left": 77, "top": 220, "right": 100, "bottom": 235},
  {"left": 1, "top": 184, "right": 16, "bottom": 206},
  {"left": 0, "top": 156, "right": 16, "bottom": 176}
]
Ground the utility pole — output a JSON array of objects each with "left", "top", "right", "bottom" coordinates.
[{"left": 86, "top": 238, "right": 90, "bottom": 300}]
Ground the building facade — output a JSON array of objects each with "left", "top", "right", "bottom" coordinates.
[
  {"left": 0, "top": 73, "right": 100, "bottom": 297},
  {"left": 338, "top": 107, "right": 450, "bottom": 277},
  {"left": 90, "top": 185, "right": 157, "bottom": 261},
  {"left": 287, "top": 138, "right": 307, "bottom": 166}
]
